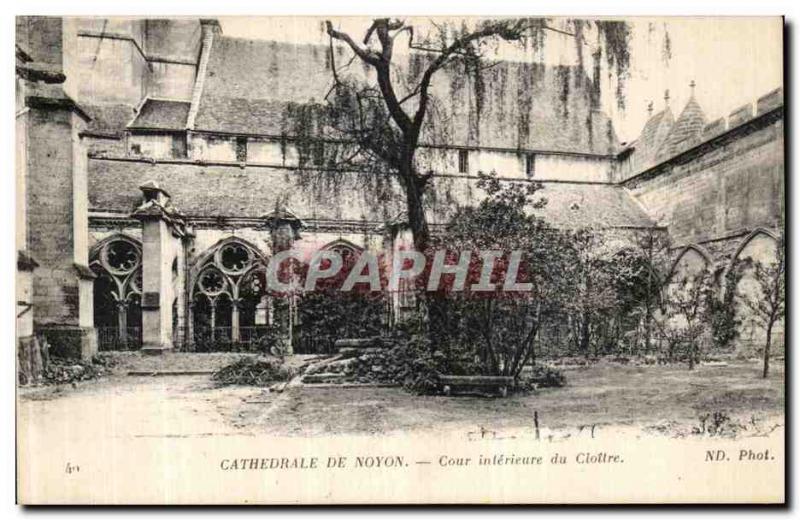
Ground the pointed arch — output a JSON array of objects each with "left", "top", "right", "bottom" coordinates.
[
  {"left": 731, "top": 227, "right": 779, "bottom": 263},
  {"left": 321, "top": 238, "right": 364, "bottom": 252},
  {"left": 189, "top": 236, "right": 270, "bottom": 347},
  {"left": 90, "top": 233, "right": 143, "bottom": 350},
  {"left": 667, "top": 244, "right": 714, "bottom": 282},
  {"left": 719, "top": 228, "right": 780, "bottom": 290},
  {"left": 321, "top": 238, "right": 364, "bottom": 264},
  {"left": 728, "top": 228, "right": 783, "bottom": 355},
  {"left": 188, "top": 236, "right": 269, "bottom": 293},
  {"left": 190, "top": 236, "right": 268, "bottom": 273},
  {"left": 90, "top": 232, "right": 142, "bottom": 260}
]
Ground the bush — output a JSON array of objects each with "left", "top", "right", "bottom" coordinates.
[
  {"left": 379, "top": 333, "right": 567, "bottom": 395},
  {"left": 212, "top": 356, "right": 297, "bottom": 386},
  {"left": 41, "top": 355, "right": 117, "bottom": 385}
]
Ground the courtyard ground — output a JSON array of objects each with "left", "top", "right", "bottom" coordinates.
[{"left": 17, "top": 358, "right": 784, "bottom": 440}]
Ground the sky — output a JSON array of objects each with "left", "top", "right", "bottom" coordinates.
[{"left": 220, "top": 16, "right": 783, "bottom": 143}]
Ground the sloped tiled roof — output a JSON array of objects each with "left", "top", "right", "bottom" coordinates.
[
  {"left": 531, "top": 183, "right": 654, "bottom": 228},
  {"left": 129, "top": 98, "right": 190, "bottom": 131},
  {"left": 658, "top": 97, "right": 706, "bottom": 159},
  {"left": 640, "top": 108, "right": 674, "bottom": 153},
  {"left": 195, "top": 37, "right": 619, "bottom": 155},
  {"left": 428, "top": 175, "right": 654, "bottom": 229},
  {"left": 88, "top": 158, "right": 653, "bottom": 229},
  {"left": 194, "top": 96, "right": 288, "bottom": 135},
  {"left": 83, "top": 104, "right": 137, "bottom": 136},
  {"left": 624, "top": 107, "right": 673, "bottom": 173}
]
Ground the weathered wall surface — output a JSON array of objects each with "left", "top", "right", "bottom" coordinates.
[
  {"left": 197, "top": 38, "right": 619, "bottom": 156},
  {"left": 87, "top": 156, "right": 653, "bottom": 232},
  {"left": 623, "top": 111, "right": 783, "bottom": 253},
  {"left": 74, "top": 22, "right": 148, "bottom": 106},
  {"left": 628, "top": 108, "right": 785, "bottom": 357},
  {"left": 26, "top": 108, "right": 82, "bottom": 324},
  {"left": 147, "top": 62, "right": 196, "bottom": 100}
]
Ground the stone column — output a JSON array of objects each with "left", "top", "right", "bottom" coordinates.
[
  {"left": 133, "top": 181, "right": 191, "bottom": 355},
  {"left": 209, "top": 300, "right": 217, "bottom": 341},
  {"left": 231, "top": 298, "right": 241, "bottom": 343},
  {"left": 186, "top": 301, "right": 195, "bottom": 350},
  {"left": 263, "top": 208, "right": 303, "bottom": 355},
  {"left": 116, "top": 300, "right": 129, "bottom": 348}
]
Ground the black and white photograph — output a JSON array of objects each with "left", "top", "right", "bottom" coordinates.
[{"left": 12, "top": 11, "right": 785, "bottom": 504}]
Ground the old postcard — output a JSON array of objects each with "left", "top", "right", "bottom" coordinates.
[{"left": 15, "top": 15, "right": 785, "bottom": 504}]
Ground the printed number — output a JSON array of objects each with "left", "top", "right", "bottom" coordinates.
[{"left": 65, "top": 462, "right": 80, "bottom": 474}]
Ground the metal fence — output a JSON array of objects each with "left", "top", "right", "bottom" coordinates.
[
  {"left": 174, "top": 325, "right": 339, "bottom": 355},
  {"left": 183, "top": 326, "right": 273, "bottom": 352},
  {"left": 97, "top": 326, "right": 142, "bottom": 351}
]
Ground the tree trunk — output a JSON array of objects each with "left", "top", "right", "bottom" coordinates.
[
  {"left": 579, "top": 315, "right": 590, "bottom": 357},
  {"left": 763, "top": 321, "right": 773, "bottom": 378},
  {"left": 644, "top": 303, "right": 652, "bottom": 355},
  {"left": 402, "top": 167, "right": 430, "bottom": 252}
]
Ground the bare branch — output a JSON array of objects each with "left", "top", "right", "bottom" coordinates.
[{"left": 325, "top": 21, "right": 380, "bottom": 66}]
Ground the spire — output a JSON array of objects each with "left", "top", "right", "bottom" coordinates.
[
  {"left": 659, "top": 90, "right": 707, "bottom": 158},
  {"left": 664, "top": 89, "right": 670, "bottom": 107},
  {"left": 647, "top": 101, "right": 654, "bottom": 117},
  {"left": 689, "top": 80, "right": 696, "bottom": 99}
]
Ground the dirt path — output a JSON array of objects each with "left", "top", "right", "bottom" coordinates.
[
  {"left": 18, "top": 376, "right": 262, "bottom": 440},
  {"left": 17, "top": 359, "right": 785, "bottom": 440}
]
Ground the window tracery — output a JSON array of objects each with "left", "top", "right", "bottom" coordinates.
[
  {"left": 90, "top": 236, "right": 143, "bottom": 350},
  {"left": 191, "top": 240, "right": 269, "bottom": 345}
]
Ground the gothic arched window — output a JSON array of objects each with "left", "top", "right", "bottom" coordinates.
[
  {"left": 322, "top": 239, "right": 363, "bottom": 268},
  {"left": 191, "top": 240, "right": 268, "bottom": 346},
  {"left": 90, "top": 236, "right": 143, "bottom": 350}
]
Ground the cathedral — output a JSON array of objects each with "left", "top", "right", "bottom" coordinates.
[{"left": 15, "top": 17, "right": 784, "bottom": 360}]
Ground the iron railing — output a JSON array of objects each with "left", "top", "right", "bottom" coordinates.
[{"left": 97, "top": 326, "right": 142, "bottom": 351}]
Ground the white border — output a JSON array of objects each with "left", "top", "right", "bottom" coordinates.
[{"left": 2, "top": 1, "right": 796, "bottom": 516}]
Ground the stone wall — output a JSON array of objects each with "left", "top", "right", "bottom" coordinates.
[
  {"left": 26, "top": 108, "right": 82, "bottom": 324},
  {"left": 626, "top": 107, "right": 785, "bottom": 358},
  {"left": 623, "top": 109, "right": 783, "bottom": 254}
]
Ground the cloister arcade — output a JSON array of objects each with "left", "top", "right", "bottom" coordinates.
[{"left": 90, "top": 227, "right": 781, "bottom": 354}]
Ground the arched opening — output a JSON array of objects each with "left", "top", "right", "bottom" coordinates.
[
  {"left": 731, "top": 230, "right": 783, "bottom": 356},
  {"left": 90, "top": 236, "right": 143, "bottom": 350},
  {"left": 294, "top": 240, "right": 388, "bottom": 354},
  {"left": 668, "top": 245, "right": 712, "bottom": 284},
  {"left": 659, "top": 245, "right": 713, "bottom": 362},
  {"left": 189, "top": 239, "right": 270, "bottom": 350}
]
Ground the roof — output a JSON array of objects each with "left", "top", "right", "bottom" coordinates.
[
  {"left": 625, "top": 107, "right": 673, "bottom": 173},
  {"left": 83, "top": 104, "right": 137, "bottom": 136},
  {"left": 659, "top": 96, "right": 706, "bottom": 158},
  {"left": 88, "top": 158, "right": 403, "bottom": 223},
  {"left": 129, "top": 98, "right": 190, "bottom": 131},
  {"left": 194, "top": 37, "right": 619, "bottom": 155},
  {"left": 533, "top": 183, "right": 654, "bottom": 228},
  {"left": 194, "top": 96, "right": 288, "bottom": 135},
  {"left": 428, "top": 175, "right": 654, "bottom": 229},
  {"left": 88, "top": 158, "right": 653, "bottom": 229},
  {"left": 640, "top": 108, "right": 674, "bottom": 152}
]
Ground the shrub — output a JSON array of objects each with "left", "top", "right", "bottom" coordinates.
[{"left": 41, "top": 356, "right": 116, "bottom": 385}]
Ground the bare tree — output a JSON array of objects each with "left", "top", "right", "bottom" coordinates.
[
  {"left": 739, "top": 236, "right": 785, "bottom": 378},
  {"left": 287, "top": 18, "right": 632, "bottom": 251},
  {"left": 656, "top": 270, "right": 713, "bottom": 369}
]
